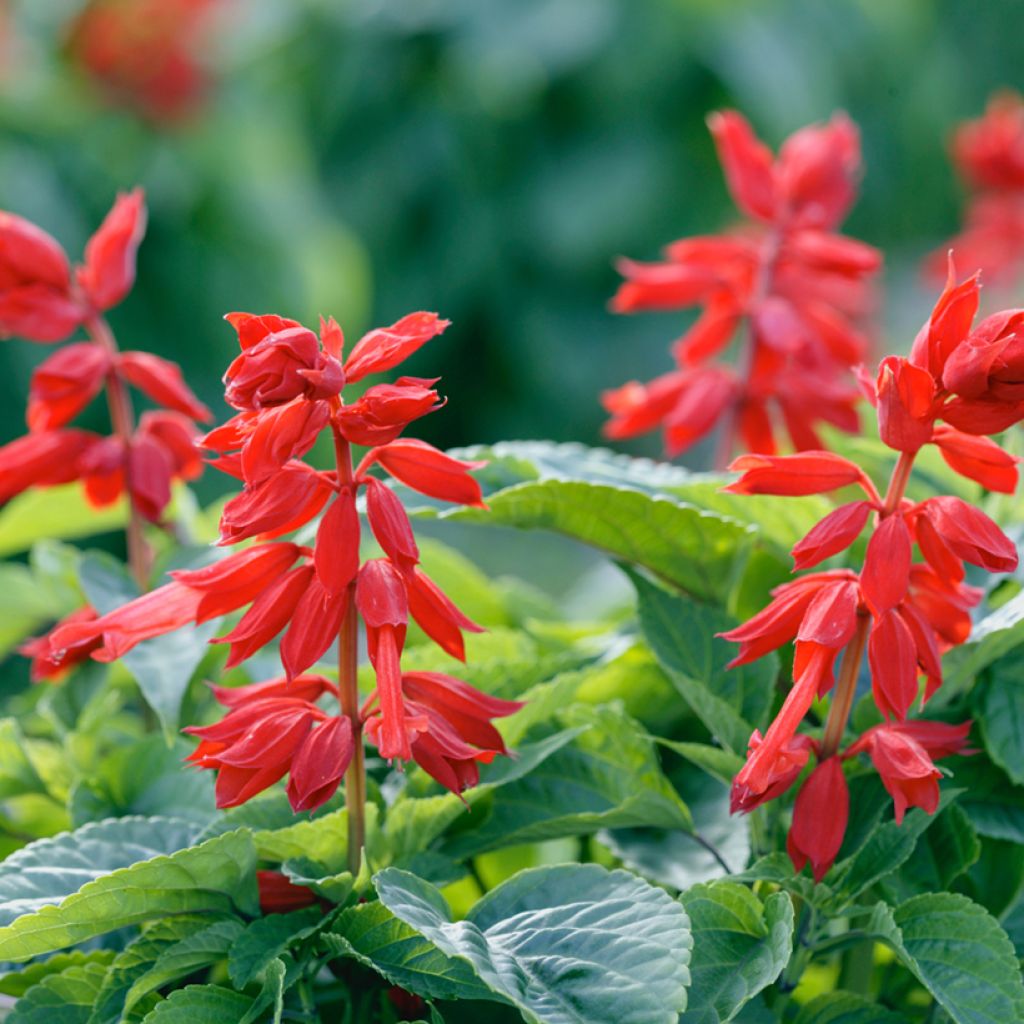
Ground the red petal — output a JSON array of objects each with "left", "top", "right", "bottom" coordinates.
[
  {"left": 116, "top": 351, "right": 212, "bottom": 422},
  {"left": 707, "top": 110, "right": 776, "bottom": 222},
  {"left": 859, "top": 514, "right": 911, "bottom": 614},
  {"left": 868, "top": 610, "right": 920, "bottom": 721},
  {"left": 77, "top": 188, "right": 147, "bottom": 311},
  {"left": 279, "top": 577, "right": 348, "bottom": 680},
  {"left": 370, "top": 438, "right": 486, "bottom": 508},
  {"left": 314, "top": 489, "right": 361, "bottom": 596},
  {"left": 343, "top": 312, "right": 449, "bottom": 383},
  {"left": 791, "top": 501, "right": 872, "bottom": 570}
]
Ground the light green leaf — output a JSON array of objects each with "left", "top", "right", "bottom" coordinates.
[
  {"left": 78, "top": 553, "right": 217, "bottom": 738},
  {"left": 441, "top": 704, "right": 691, "bottom": 859},
  {"left": 9, "top": 959, "right": 112, "bottom": 1024},
  {"left": 140, "top": 985, "right": 254, "bottom": 1024},
  {"left": 375, "top": 863, "right": 692, "bottom": 1024},
  {"left": 321, "top": 901, "right": 494, "bottom": 1002},
  {"left": 433, "top": 477, "right": 752, "bottom": 603},
  {"left": 678, "top": 883, "right": 794, "bottom": 1023},
  {"left": 228, "top": 908, "right": 322, "bottom": 988},
  {"left": 977, "top": 654, "right": 1024, "bottom": 785},
  {"left": 943, "top": 591, "right": 1024, "bottom": 693},
  {"left": 124, "top": 919, "right": 245, "bottom": 1013},
  {"left": 0, "top": 951, "right": 113, "bottom": 999},
  {"left": 792, "top": 992, "right": 905, "bottom": 1024},
  {"left": 0, "top": 484, "right": 127, "bottom": 557},
  {"left": 0, "top": 822, "right": 258, "bottom": 962},
  {"left": 870, "top": 893, "right": 1024, "bottom": 1024},
  {"left": 655, "top": 739, "right": 744, "bottom": 786},
  {"left": 632, "top": 571, "right": 774, "bottom": 753}
]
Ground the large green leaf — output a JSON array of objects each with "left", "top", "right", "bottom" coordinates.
[
  {"left": 440, "top": 704, "right": 692, "bottom": 859},
  {"left": 78, "top": 554, "right": 218, "bottom": 738},
  {"left": 0, "top": 484, "right": 127, "bottom": 557},
  {"left": 0, "top": 820, "right": 258, "bottom": 961},
  {"left": 942, "top": 591, "right": 1024, "bottom": 693},
  {"left": 976, "top": 654, "right": 1024, "bottom": 786},
  {"left": 9, "top": 959, "right": 112, "bottom": 1024},
  {"left": 420, "top": 458, "right": 753, "bottom": 602},
  {"left": 322, "top": 901, "right": 495, "bottom": 1002},
  {"left": 632, "top": 571, "right": 774, "bottom": 753},
  {"left": 677, "top": 883, "right": 794, "bottom": 1024},
  {"left": 375, "top": 864, "right": 692, "bottom": 1024},
  {"left": 869, "top": 893, "right": 1024, "bottom": 1024},
  {"left": 228, "top": 908, "right": 322, "bottom": 988}
]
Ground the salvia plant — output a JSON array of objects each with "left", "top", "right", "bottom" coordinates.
[{"left": 0, "top": 101, "right": 1022, "bottom": 1024}]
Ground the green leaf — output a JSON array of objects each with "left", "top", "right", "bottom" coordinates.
[
  {"left": 441, "top": 704, "right": 691, "bottom": 859},
  {"left": 79, "top": 553, "right": 218, "bottom": 738},
  {"left": 375, "top": 863, "right": 692, "bottom": 1024},
  {"left": 321, "top": 901, "right": 494, "bottom": 1002},
  {"left": 0, "top": 719, "right": 50, "bottom": 800},
  {"left": 870, "top": 893, "right": 1024, "bottom": 1024},
  {"left": 654, "top": 739, "right": 744, "bottom": 786},
  {"left": 977, "top": 654, "right": 1024, "bottom": 785},
  {"left": 9, "top": 959, "right": 112, "bottom": 1024},
  {"left": 228, "top": 908, "right": 323, "bottom": 988},
  {"left": 124, "top": 919, "right": 245, "bottom": 1013},
  {"left": 678, "top": 883, "right": 794, "bottom": 1024},
  {"left": 632, "top": 571, "right": 774, "bottom": 753},
  {"left": 943, "top": 591, "right": 1024, "bottom": 693},
  {"left": 0, "top": 821, "right": 258, "bottom": 961},
  {"left": 0, "top": 951, "right": 113, "bottom": 999},
  {"left": 139, "top": 985, "right": 254, "bottom": 1024},
  {"left": 792, "top": 992, "right": 905, "bottom": 1024},
  {"left": 433, "top": 477, "right": 752, "bottom": 603},
  {"left": 0, "top": 484, "right": 126, "bottom": 557}
]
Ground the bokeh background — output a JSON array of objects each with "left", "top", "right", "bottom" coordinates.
[{"left": 1, "top": 0, "right": 1022, "bottom": 504}]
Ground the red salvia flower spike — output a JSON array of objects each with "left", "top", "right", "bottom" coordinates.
[
  {"left": 787, "top": 757, "right": 849, "bottom": 882},
  {"left": 116, "top": 351, "right": 212, "bottom": 422},
  {"left": 313, "top": 489, "right": 361, "bottom": 596},
  {"left": 366, "top": 438, "right": 488, "bottom": 508},
  {"left": 342, "top": 311, "right": 450, "bottom": 383},
  {"left": 725, "top": 451, "right": 879, "bottom": 500},
  {"left": 406, "top": 568, "right": 485, "bottom": 662},
  {"left": 26, "top": 343, "right": 111, "bottom": 431},
  {"left": 286, "top": 716, "right": 354, "bottom": 813},
  {"left": 791, "top": 501, "right": 873, "bottom": 571},
  {"left": 77, "top": 188, "right": 147, "bottom": 313}
]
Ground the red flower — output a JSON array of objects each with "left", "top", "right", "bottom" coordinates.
[
  {"left": 931, "top": 424, "right": 1018, "bottom": 493},
  {"left": 342, "top": 312, "right": 450, "bottom": 383},
  {"left": 725, "top": 451, "right": 876, "bottom": 498},
  {"left": 0, "top": 429, "right": 102, "bottom": 502},
  {"left": 603, "top": 109, "right": 879, "bottom": 459},
  {"left": 256, "top": 870, "right": 318, "bottom": 915},
  {"left": 363, "top": 438, "right": 488, "bottom": 508},
  {"left": 19, "top": 607, "right": 102, "bottom": 682},
  {"left": 730, "top": 731, "right": 813, "bottom": 813},
  {"left": 0, "top": 213, "right": 84, "bottom": 343},
  {"left": 787, "top": 757, "right": 848, "bottom": 881},
  {"left": 115, "top": 350, "right": 211, "bottom": 422}
]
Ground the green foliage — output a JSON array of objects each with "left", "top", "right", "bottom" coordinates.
[
  {"left": 375, "top": 864, "right": 692, "bottom": 1024},
  {"left": 8, "top": 958, "right": 113, "bottom": 1024}
]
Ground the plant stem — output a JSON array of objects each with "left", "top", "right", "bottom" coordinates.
[
  {"left": 820, "top": 447, "right": 918, "bottom": 759},
  {"left": 85, "top": 315, "right": 149, "bottom": 591},
  {"left": 331, "top": 420, "right": 366, "bottom": 875}
]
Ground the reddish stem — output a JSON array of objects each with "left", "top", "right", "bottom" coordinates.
[
  {"left": 331, "top": 418, "right": 366, "bottom": 874},
  {"left": 85, "top": 314, "right": 149, "bottom": 591},
  {"left": 818, "top": 448, "right": 917, "bottom": 759}
]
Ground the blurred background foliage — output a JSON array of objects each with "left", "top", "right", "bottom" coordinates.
[{"left": 0, "top": 0, "right": 1021, "bottom": 488}]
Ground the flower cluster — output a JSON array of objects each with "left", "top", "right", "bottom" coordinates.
[
  {"left": 720, "top": 266, "right": 1021, "bottom": 880},
  {"left": 37, "top": 309, "right": 521, "bottom": 809},
  {"left": 66, "top": 0, "right": 221, "bottom": 123},
  {"left": 0, "top": 191, "right": 210, "bottom": 530},
  {"left": 927, "top": 92, "right": 1024, "bottom": 287},
  {"left": 602, "top": 110, "right": 881, "bottom": 460}
]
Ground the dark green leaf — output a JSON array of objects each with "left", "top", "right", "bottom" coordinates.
[
  {"left": 792, "top": 992, "right": 905, "bottom": 1023},
  {"left": 228, "top": 908, "right": 323, "bottom": 988},
  {"left": 977, "top": 654, "right": 1024, "bottom": 785}
]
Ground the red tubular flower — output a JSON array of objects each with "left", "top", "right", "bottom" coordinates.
[
  {"left": 335, "top": 378, "right": 441, "bottom": 447},
  {"left": 313, "top": 489, "right": 361, "bottom": 596},
  {"left": 604, "top": 109, "right": 879, "bottom": 459},
  {"left": 286, "top": 716, "right": 354, "bottom": 812},
  {"left": 791, "top": 501, "right": 872, "bottom": 570},
  {"left": 859, "top": 514, "right": 912, "bottom": 615},
  {"left": 366, "top": 438, "right": 488, "bottom": 508},
  {"left": 365, "top": 476, "right": 419, "bottom": 568},
  {"left": 26, "top": 343, "right": 111, "bottom": 430},
  {"left": 725, "top": 451, "right": 875, "bottom": 498},
  {"left": 876, "top": 356, "right": 936, "bottom": 452},
  {"left": 868, "top": 610, "right": 920, "bottom": 721},
  {"left": 218, "top": 464, "right": 333, "bottom": 545},
  {"left": 19, "top": 607, "right": 102, "bottom": 682},
  {"left": 406, "top": 568, "right": 484, "bottom": 661},
  {"left": 115, "top": 351, "right": 212, "bottom": 421},
  {"left": 76, "top": 189, "right": 146, "bottom": 312},
  {"left": 342, "top": 312, "right": 450, "bottom": 383},
  {"left": 931, "top": 424, "right": 1018, "bottom": 493},
  {"left": 208, "top": 674, "right": 336, "bottom": 708},
  {"left": 0, "top": 429, "right": 102, "bottom": 502},
  {"left": 730, "top": 731, "right": 813, "bottom": 813},
  {"left": 787, "top": 757, "right": 848, "bottom": 881},
  {"left": 914, "top": 496, "right": 1018, "bottom": 573},
  {"left": 279, "top": 578, "right": 349, "bottom": 681},
  {"left": 0, "top": 212, "right": 84, "bottom": 342}
]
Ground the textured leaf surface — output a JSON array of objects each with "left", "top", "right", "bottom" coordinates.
[
  {"left": 977, "top": 655, "right": 1024, "bottom": 785},
  {"left": 0, "top": 820, "right": 257, "bottom": 961},
  {"left": 441, "top": 704, "right": 691, "bottom": 859},
  {"left": 633, "top": 572, "right": 774, "bottom": 753},
  {"left": 9, "top": 959, "right": 112, "bottom": 1024},
  {"left": 792, "top": 992, "right": 905, "bottom": 1023},
  {"left": 678, "top": 883, "right": 793, "bottom": 1024},
  {"left": 322, "top": 900, "right": 494, "bottom": 1002},
  {"left": 376, "top": 863, "right": 692, "bottom": 1024},
  {"left": 228, "top": 907, "right": 322, "bottom": 988},
  {"left": 140, "top": 985, "right": 254, "bottom": 1023}
]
